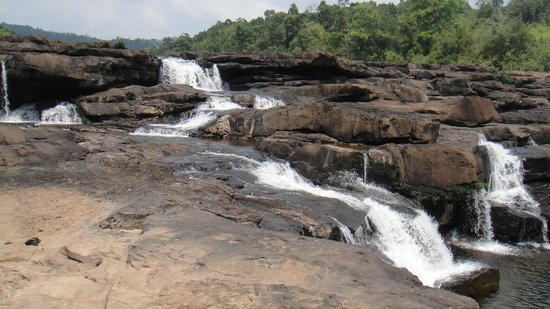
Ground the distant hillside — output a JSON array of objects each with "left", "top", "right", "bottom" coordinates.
[
  {"left": 1, "top": 22, "right": 99, "bottom": 42},
  {"left": 0, "top": 22, "right": 161, "bottom": 49}
]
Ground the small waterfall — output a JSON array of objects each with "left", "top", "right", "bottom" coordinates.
[
  {"left": 253, "top": 95, "right": 286, "bottom": 109},
  {"left": 198, "top": 95, "right": 244, "bottom": 111},
  {"left": 332, "top": 217, "right": 358, "bottom": 245},
  {"left": 474, "top": 135, "right": 548, "bottom": 242},
  {"left": 206, "top": 152, "right": 481, "bottom": 287},
  {"left": 160, "top": 57, "right": 224, "bottom": 91},
  {"left": 0, "top": 104, "right": 39, "bottom": 123},
  {"left": 40, "top": 102, "right": 82, "bottom": 124},
  {"left": 363, "top": 152, "right": 369, "bottom": 184},
  {"left": 1, "top": 61, "right": 9, "bottom": 115}
]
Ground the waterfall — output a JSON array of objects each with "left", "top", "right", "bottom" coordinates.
[
  {"left": 1, "top": 61, "right": 9, "bottom": 115},
  {"left": 40, "top": 102, "right": 82, "bottom": 124},
  {"left": 205, "top": 152, "right": 481, "bottom": 287},
  {"left": 253, "top": 95, "right": 286, "bottom": 109},
  {"left": 134, "top": 58, "right": 284, "bottom": 137},
  {"left": 474, "top": 135, "right": 548, "bottom": 243},
  {"left": 363, "top": 152, "right": 369, "bottom": 184},
  {"left": 160, "top": 57, "right": 224, "bottom": 91}
]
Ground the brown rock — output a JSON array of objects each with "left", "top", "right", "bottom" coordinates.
[
  {"left": 402, "top": 144, "right": 481, "bottom": 189},
  {"left": 1, "top": 36, "right": 160, "bottom": 107},
  {"left": 203, "top": 102, "right": 439, "bottom": 144},
  {"left": 440, "top": 268, "right": 499, "bottom": 298},
  {"left": 76, "top": 84, "right": 207, "bottom": 119}
]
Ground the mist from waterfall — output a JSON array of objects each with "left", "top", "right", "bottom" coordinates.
[{"left": 40, "top": 102, "right": 83, "bottom": 124}]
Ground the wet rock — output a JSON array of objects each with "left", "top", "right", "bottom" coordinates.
[
  {"left": 231, "top": 92, "right": 255, "bottom": 107},
  {"left": 512, "top": 146, "right": 550, "bottom": 181},
  {"left": 0, "top": 36, "right": 160, "bottom": 107},
  {"left": 439, "top": 267, "right": 500, "bottom": 298},
  {"left": 24, "top": 237, "right": 40, "bottom": 246},
  {"left": 203, "top": 102, "right": 439, "bottom": 144},
  {"left": 490, "top": 202, "right": 545, "bottom": 243}
]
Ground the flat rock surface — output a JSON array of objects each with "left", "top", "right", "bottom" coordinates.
[{"left": 0, "top": 125, "right": 478, "bottom": 309}]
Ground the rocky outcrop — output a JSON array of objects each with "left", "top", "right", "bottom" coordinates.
[
  {"left": 257, "top": 132, "right": 365, "bottom": 184},
  {"left": 490, "top": 202, "right": 545, "bottom": 243},
  {"left": 76, "top": 84, "right": 207, "bottom": 120},
  {"left": 512, "top": 146, "right": 550, "bottom": 181},
  {"left": 0, "top": 36, "right": 160, "bottom": 107},
  {"left": 439, "top": 268, "right": 500, "bottom": 298},
  {"left": 203, "top": 102, "right": 439, "bottom": 144},
  {"left": 0, "top": 125, "right": 86, "bottom": 166}
]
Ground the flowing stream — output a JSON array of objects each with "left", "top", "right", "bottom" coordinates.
[
  {"left": 180, "top": 150, "right": 482, "bottom": 287},
  {"left": 132, "top": 57, "right": 285, "bottom": 137}
]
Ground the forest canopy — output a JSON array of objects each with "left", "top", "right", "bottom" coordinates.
[{"left": 154, "top": 0, "right": 550, "bottom": 71}]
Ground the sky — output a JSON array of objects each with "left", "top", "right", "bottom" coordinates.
[{"left": 0, "top": 0, "right": 486, "bottom": 40}]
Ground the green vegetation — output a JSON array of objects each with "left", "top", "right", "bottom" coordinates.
[
  {"left": 0, "top": 25, "right": 14, "bottom": 37},
  {"left": 153, "top": 0, "right": 550, "bottom": 71}
]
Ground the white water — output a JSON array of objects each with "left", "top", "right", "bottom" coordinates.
[
  {"left": 198, "top": 95, "right": 244, "bottom": 111},
  {"left": 1, "top": 61, "right": 9, "bottom": 115},
  {"left": 475, "top": 135, "right": 548, "bottom": 243},
  {"left": 253, "top": 95, "right": 285, "bottom": 109},
  {"left": 160, "top": 57, "right": 224, "bottom": 91},
  {"left": 205, "top": 152, "right": 481, "bottom": 287},
  {"left": 0, "top": 104, "right": 39, "bottom": 123},
  {"left": 40, "top": 102, "right": 82, "bottom": 124}
]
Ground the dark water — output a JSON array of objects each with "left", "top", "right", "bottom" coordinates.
[{"left": 455, "top": 246, "right": 550, "bottom": 308}]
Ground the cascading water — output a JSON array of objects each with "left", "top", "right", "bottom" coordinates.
[
  {"left": 160, "top": 57, "right": 224, "bottom": 91},
  {"left": 1, "top": 61, "right": 10, "bottom": 115},
  {"left": 456, "top": 135, "right": 549, "bottom": 253},
  {"left": 40, "top": 102, "right": 83, "bottom": 124},
  {"left": 133, "top": 58, "right": 284, "bottom": 137},
  {"left": 476, "top": 135, "right": 548, "bottom": 242},
  {"left": 253, "top": 95, "right": 285, "bottom": 109},
  {"left": 204, "top": 152, "right": 481, "bottom": 287}
]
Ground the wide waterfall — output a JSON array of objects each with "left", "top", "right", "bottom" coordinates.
[
  {"left": 160, "top": 57, "right": 224, "bottom": 91},
  {"left": 40, "top": 102, "right": 83, "bottom": 124},
  {"left": 133, "top": 57, "right": 284, "bottom": 137},
  {"left": 204, "top": 152, "right": 481, "bottom": 287}
]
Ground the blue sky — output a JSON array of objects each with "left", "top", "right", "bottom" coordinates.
[{"left": 0, "top": 0, "right": 495, "bottom": 39}]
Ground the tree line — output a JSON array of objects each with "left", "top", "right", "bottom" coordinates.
[{"left": 154, "top": 0, "right": 550, "bottom": 71}]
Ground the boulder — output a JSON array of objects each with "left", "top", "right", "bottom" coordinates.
[
  {"left": 490, "top": 202, "right": 545, "bottom": 243},
  {"left": 482, "top": 124, "right": 550, "bottom": 146},
  {"left": 257, "top": 134, "right": 365, "bottom": 184},
  {"left": 202, "top": 102, "right": 440, "bottom": 144},
  {"left": 76, "top": 84, "right": 207, "bottom": 120},
  {"left": 361, "top": 97, "right": 500, "bottom": 127},
  {"left": 512, "top": 146, "right": 550, "bottom": 181},
  {"left": 0, "top": 36, "right": 160, "bottom": 107},
  {"left": 367, "top": 144, "right": 481, "bottom": 190},
  {"left": 439, "top": 268, "right": 500, "bottom": 298}
]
